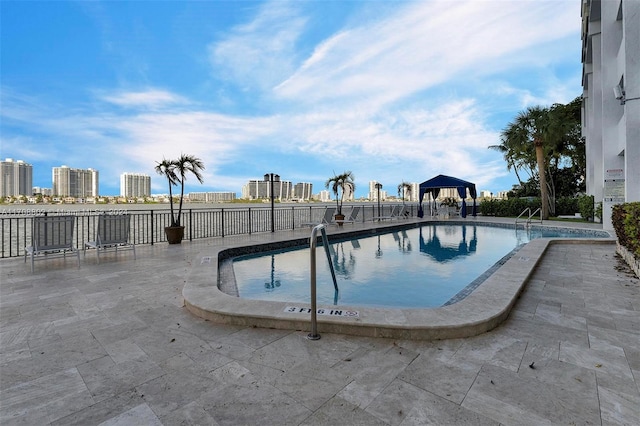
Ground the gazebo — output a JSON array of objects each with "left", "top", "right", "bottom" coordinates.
[{"left": 417, "top": 174, "right": 478, "bottom": 218}]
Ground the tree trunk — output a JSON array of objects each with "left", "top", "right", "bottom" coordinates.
[{"left": 535, "top": 141, "right": 549, "bottom": 220}]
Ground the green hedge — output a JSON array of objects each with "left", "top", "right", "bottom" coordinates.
[
  {"left": 479, "top": 197, "right": 580, "bottom": 218},
  {"left": 612, "top": 202, "right": 640, "bottom": 258}
]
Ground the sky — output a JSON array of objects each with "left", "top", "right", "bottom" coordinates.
[{"left": 0, "top": 0, "right": 582, "bottom": 198}]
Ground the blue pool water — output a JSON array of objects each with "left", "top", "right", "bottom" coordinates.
[{"left": 232, "top": 224, "right": 609, "bottom": 309}]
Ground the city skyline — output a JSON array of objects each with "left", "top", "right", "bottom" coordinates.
[
  {"left": 1, "top": 1, "right": 581, "bottom": 198},
  {"left": 0, "top": 158, "right": 533, "bottom": 201}
]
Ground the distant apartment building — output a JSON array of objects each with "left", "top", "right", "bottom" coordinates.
[
  {"left": 189, "top": 192, "right": 236, "bottom": 203},
  {"left": 368, "top": 181, "right": 387, "bottom": 201},
  {"left": 293, "top": 183, "right": 313, "bottom": 201},
  {"left": 396, "top": 182, "right": 417, "bottom": 202},
  {"left": 120, "top": 173, "right": 151, "bottom": 197},
  {"left": 242, "top": 176, "right": 292, "bottom": 200},
  {"left": 52, "top": 166, "right": 99, "bottom": 197},
  {"left": 409, "top": 182, "right": 420, "bottom": 202},
  {"left": 337, "top": 182, "right": 355, "bottom": 201},
  {"left": 0, "top": 158, "right": 33, "bottom": 197},
  {"left": 32, "top": 187, "right": 53, "bottom": 196},
  {"left": 316, "top": 190, "right": 331, "bottom": 202},
  {"left": 437, "top": 187, "right": 460, "bottom": 200}
]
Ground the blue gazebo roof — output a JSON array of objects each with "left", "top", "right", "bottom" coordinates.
[{"left": 418, "top": 174, "right": 477, "bottom": 217}]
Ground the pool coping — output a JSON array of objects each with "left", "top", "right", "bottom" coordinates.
[{"left": 183, "top": 220, "right": 615, "bottom": 340}]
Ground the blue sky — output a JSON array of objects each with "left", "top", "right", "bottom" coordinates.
[{"left": 1, "top": 0, "right": 582, "bottom": 198}]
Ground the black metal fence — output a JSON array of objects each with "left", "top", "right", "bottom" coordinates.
[{"left": 1, "top": 203, "right": 416, "bottom": 258}]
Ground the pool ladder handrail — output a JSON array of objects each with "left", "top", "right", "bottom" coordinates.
[
  {"left": 308, "top": 224, "right": 338, "bottom": 340},
  {"left": 515, "top": 207, "right": 543, "bottom": 226}
]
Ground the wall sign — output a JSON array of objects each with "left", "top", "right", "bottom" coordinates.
[{"left": 604, "top": 169, "right": 625, "bottom": 203}]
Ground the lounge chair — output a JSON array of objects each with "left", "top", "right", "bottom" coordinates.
[
  {"left": 397, "top": 204, "right": 410, "bottom": 219},
  {"left": 303, "top": 207, "right": 336, "bottom": 226},
  {"left": 25, "top": 215, "right": 80, "bottom": 272},
  {"left": 335, "top": 206, "right": 361, "bottom": 225},
  {"left": 84, "top": 214, "right": 136, "bottom": 263},
  {"left": 374, "top": 205, "right": 400, "bottom": 221}
]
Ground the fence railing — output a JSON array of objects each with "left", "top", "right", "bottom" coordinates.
[{"left": 1, "top": 203, "right": 416, "bottom": 258}]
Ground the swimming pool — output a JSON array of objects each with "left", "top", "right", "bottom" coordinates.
[{"left": 231, "top": 223, "right": 610, "bottom": 309}]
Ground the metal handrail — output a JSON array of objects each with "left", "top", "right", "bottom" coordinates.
[
  {"left": 528, "top": 208, "right": 542, "bottom": 224},
  {"left": 515, "top": 208, "right": 530, "bottom": 224},
  {"left": 308, "top": 224, "right": 338, "bottom": 340},
  {"left": 515, "top": 207, "right": 543, "bottom": 225}
]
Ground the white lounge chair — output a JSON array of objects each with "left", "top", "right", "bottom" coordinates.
[
  {"left": 374, "top": 205, "right": 400, "bottom": 221},
  {"left": 84, "top": 214, "right": 136, "bottom": 263},
  {"left": 335, "top": 206, "right": 361, "bottom": 225},
  {"left": 25, "top": 215, "right": 80, "bottom": 272},
  {"left": 303, "top": 207, "right": 336, "bottom": 226},
  {"left": 396, "top": 204, "right": 410, "bottom": 219}
]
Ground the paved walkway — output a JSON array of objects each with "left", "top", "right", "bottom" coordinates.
[{"left": 1, "top": 219, "right": 638, "bottom": 425}]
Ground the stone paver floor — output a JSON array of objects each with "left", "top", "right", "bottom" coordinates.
[{"left": 1, "top": 224, "right": 639, "bottom": 425}]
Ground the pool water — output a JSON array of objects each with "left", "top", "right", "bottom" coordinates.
[{"left": 232, "top": 224, "right": 608, "bottom": 309}]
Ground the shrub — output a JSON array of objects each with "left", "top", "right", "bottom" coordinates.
[
  {"left": 555, "top": 197, "right": 579, "bottom": 216},
  {"left": 577, "top": 195, "right": 595, "bottom": 221},
  {"left": 479, "top": 198, "right": 540, "bottom": 217},
  {"left": 612, "top": 202, "right": 640, "bottom": 258},
  {"left": 479, "top": 196, "right": 590, "bottom": 219}
]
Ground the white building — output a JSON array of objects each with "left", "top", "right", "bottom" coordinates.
[
  {"left": 52, "top": 166, "right": 99, "bottom": 197},
  {"left": 241, "top": 176, "right": 292, "bottom": 200},
  {"left": 316, "top": 190, "right": 331, "bottom": 202},
  {"left": 0, "top": 158, "right": 33, "bottom": 197},
  {"left": 120, "top": 173, "right": 151, "bottom": 197},
  {"left": 368, "top": 181, "right": 386, "bottom": 201},
  {"left": 293, "top": 182, "right": 313, "bottom": 201},
  {"left": 189, "top": 192, "right": 236, "bottom": 203},
  {"left": 32, "top": 187, "right": 53, "bottom": 196},
  {"left": 398, "top": 182, "right": 419, "bottom": 202},
  {"left": 581, "top": 0, "right": 639, "bottom": 230}
]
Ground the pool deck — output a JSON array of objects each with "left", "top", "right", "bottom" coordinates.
[{"left": 1, "top": 217, "right": 639, "bottom": 425}]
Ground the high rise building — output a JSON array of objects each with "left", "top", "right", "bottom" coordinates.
[
  {"left": 581, "top": 0, "right": 639, "bottom": 230},
  {"left": 368, "top": 181, "right": 386, "bottom": 201},
  {"left": 409, "top": 182, "right": 420, "bottom": 202},
  {"left": 52, "top": 166, "right": 99, "bottom": 197},
  {"left": 0, "top": 158, "right": 33, "bottom": 197},
  {"left": 120, "top": 173, "right": 151, "bottom": 197},
  {"left": 188, "top": 192, "right": 236, "bottom": 202},
  {"left": 293, "top": 183, "right": 313, "bottom": 201},
  {"left": 316, "top": 190, "right": 331, "bottom": 202},
  {"left": 242, "top": 176, "right": 292, "bottom": 200},
  {"left": 32, "top": 187, "right": 52, "bottom": 196}
]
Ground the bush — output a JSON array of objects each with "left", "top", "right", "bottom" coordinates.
[
  {"left": 479, "top": 196, "right": 589, "bottom": 219},
  {"left": 612, "top": 203, "right": 640, "bottom": 259},
  {"left": 479, "top": 198, "right": 540, "bottom": 217},
  {"left": 555, "top": 197, "right": 579, "bottom": 216},
  {"left": 577, "top": 195, "right": 595, "bottom": 221}
]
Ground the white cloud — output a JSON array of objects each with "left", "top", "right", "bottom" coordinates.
[
  {"left": 101, "top": 89, "right": 188, "bottom": 108},
  {"left": 274, "top": 0, "right": 577, "bottom": 110},
  {"left": 208, "top": 0, "right": 307, "bottom": 91},
  {"left": 1, "top": 0, "right": 581, "bottom": 195}
]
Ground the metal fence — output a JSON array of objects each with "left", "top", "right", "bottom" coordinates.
[{"left": 1, "top": 203, "right": 416, "bottom": 258}]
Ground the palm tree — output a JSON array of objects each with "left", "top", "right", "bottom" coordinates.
[
  {"left": 325, "top": 171, "right": 355, "bottom": 216},
  {"left": 155, "top": 158, "right": 179, "bottom": 226},
  {"left": 500, "top": 106, "right": 554, "bottom": 220},
  {"left": 397, "top": 182, "right": 412, "bottom": 203},
  {"left": 173, "top": 154, "right": 205, "bottom": 226},
  {"left": 155, "top": 154, "right": 205, "bottom": 227}
]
